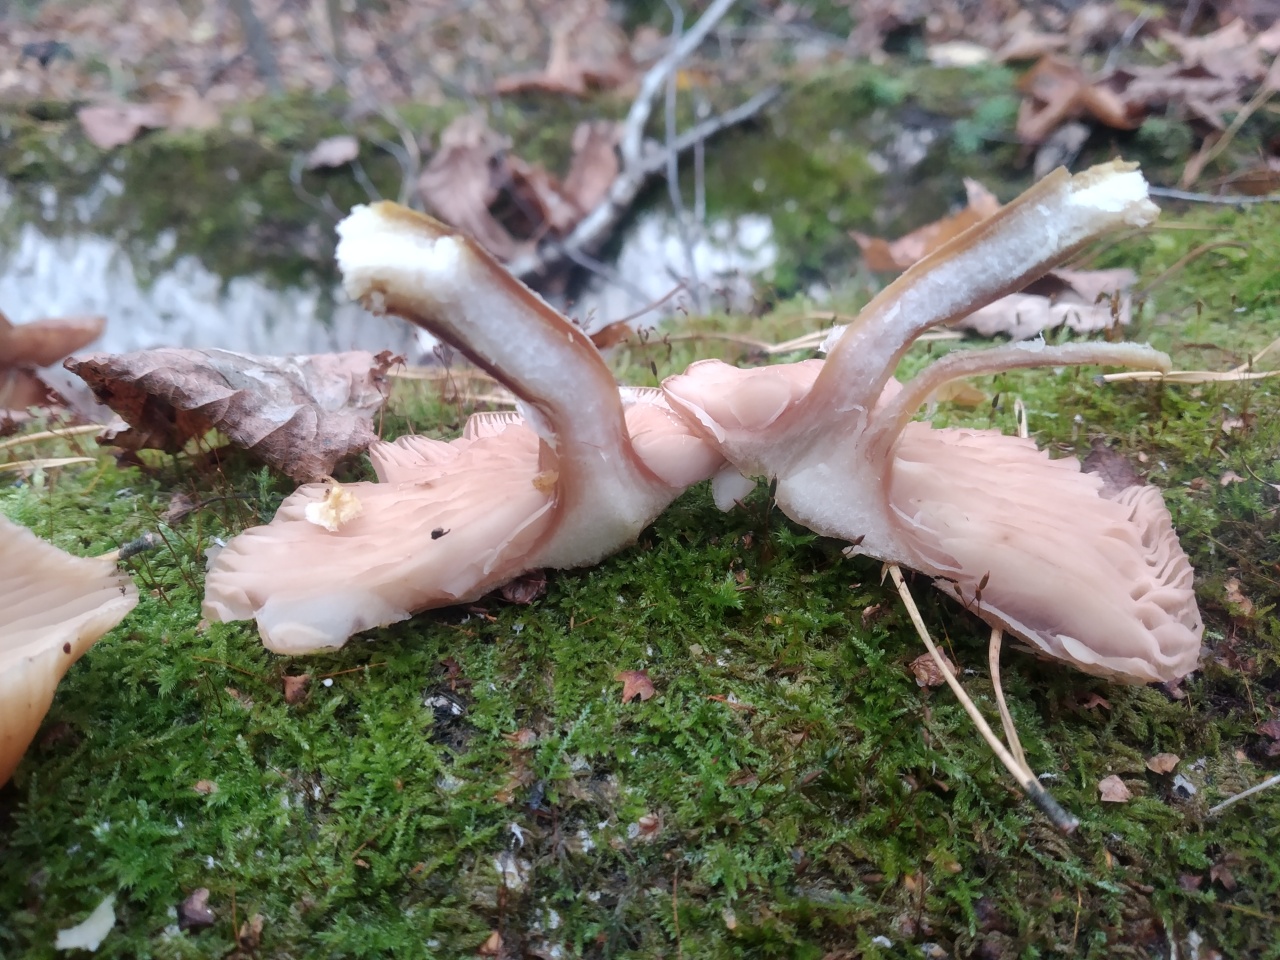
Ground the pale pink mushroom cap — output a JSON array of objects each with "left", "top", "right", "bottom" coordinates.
[
  {"left": 1, "top": 516, "right": 138, "bottom": 785},
  {"left": 663, "top": 162, "right": 1203, "bottom": 683},
  {"left": 203, "top": 204, "right": 724, "bottom": 653}
]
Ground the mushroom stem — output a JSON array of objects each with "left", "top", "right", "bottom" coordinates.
[
  {"left": 873, "top": 340, "right": 1170, "bottom": 448},
  {"left": 888, "top": 564, "right": 1079, "bottom": 834},
  {"left": 806, "top": 162, "right": 1159, "bottom": 422}
]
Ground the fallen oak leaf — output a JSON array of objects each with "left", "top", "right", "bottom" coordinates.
[
  {"left": 1146, "top": 752, "right": 1180, "bottom": 774},
  {"left": 1098, "top": 774, "right": 1132, "bottom": 803},
  {"left": 616, "top": 669, "right": 655, "bottom": 703},
  {"left": 66, "top": 349, "right": 389, "bottom": 482}
]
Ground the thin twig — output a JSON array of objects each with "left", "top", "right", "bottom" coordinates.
[
  {"left": 1207, "top": 772, "right": 1280, "bottom": 817},
  {"left": 100, "top": 531, "right": 163, "bottom": 563},
  {"left": 506, "top": 0, "right": 778, "bottom": 283},
  {"left": 1149, "top": 187, "right": 1280, "bottom": 205},
  {"left": 0, "top": 424, "right": 102, "bottom": 451},
  {"left": 987, "top": 628, "right": 1027, "bottom": 774},
  {"left": 888, "top": 565, "right": 1078, "bottom": 833}
]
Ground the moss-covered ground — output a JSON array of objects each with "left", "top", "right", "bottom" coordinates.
[{"left": 2, "top": 198, "right": 1278, "bottom": 958}]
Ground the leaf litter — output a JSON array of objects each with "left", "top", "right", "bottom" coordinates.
[{"left": 65, "top": 348, "right": 392, "bottom": 481}]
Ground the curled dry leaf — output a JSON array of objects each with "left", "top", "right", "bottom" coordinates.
[
  {"left": 417, "top": 115, "right": 520, "bottom": 260},
  {"left": 177, "top": 888, "right": 216, "bottom": 930},
  {"left": 616, "top": 669, "right": 656, "bottom": 703},
  {"left": 237, "top": 914, "right": 264, "bottom": 950},
  {"left": 478, "top": 932, "right": 503, "bottom": 957},
  {"left": 192, "top": 779, "right": 218, "bottom": 795},
  {"left": 1098, "top": 774, "right": 1132, "bottom": 803},
  {"left": 417, "top": 113, "right": 620, "bottom": 264},
  {"left": 305, "top": 134, "right": 359, "bottom": 170},
  {"left": 77, "top": 102, "right": 170, "bottom": 149},
  {"left": 499, "top": 570, "right": 547, "bottom": 605},
  {"left": 493, "top": 1, "right": 633, "bottom": 97},
  {"left": 1082, "top": 441, "right": 1145, "bottom": 498},
  {"left": 66, "top": 349, "right": 390, "bottom": 482},
  {"left": 1016, "top": 56, "right": 1141, "bottom": 147},
  {"left": 909, "top": 651, "right": 956, "bottom": 688},
  {"left": 853, "top": 179, "right": 1000, "bottom": 271},
  {"left": 1224, "top": 578, "right": 1255, "bottom": 618},
  {"left": 1146, "top": 752, "right": 1180, "bottom": 774},
  {"left": 282, "top": 674, "right": 310, "bottom": 705}
]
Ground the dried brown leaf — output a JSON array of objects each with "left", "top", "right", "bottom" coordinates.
[
  {"left": 478, "top": 931, "right": 503, "bottom": 956},
  {"left": 852, "top": 179, "right": 1000, "bottom": 271},
  {"left": 1145, "top": 752, "right": 1180, "bottom": 774},
  {"left": 908, "top": 651, "right": 955, "bottom": 688},
  {"left": 499, "top": 570, "right": 547, "bottom": 605},
  {"left": 282, "top": 674, "right": 310, "bottom": 705},
  {"left": 65, "top": 348, "right": 389, "bottom": 482},
  {"left": 177, "top": 888, "right": 216, "bottom": 930},
  {"left": 1082, "top": 442, "right": 1145, "bottom": 498},
  {"left": 493, "top": 3, "right": 633, "bottom": 97},
  {"left": 1224, "top": 577, "right": 1255, "bottom": 618},
  {"left": 1258, "top": 718, "right": 1280, "bottom": 740},
  {"left": 1210, "top": 860, "right": 1238, "bottom": 892},
  {"left": 562, "top": 120, "right": 621, "bottom": 214},
  {"left": 237, "top": 914, "right": 264, "bottom": 950},
  {"left": 160, "top": 491, "right": 198, "bottom": 525},
  {"left": 1098, "top": 774, "right": 1132, "bottom": 803},
  {"left": 616, "top": 669, "right": 655, "bottom": 703},
  {"left": 417, "top": 115, "right": 519, "bottom": 260},
  {"left": 77, "top": 102, "right": 170, "bottom": 149},
  {"left": 192, "top": 779, "right": 218, "bottom": 795}
]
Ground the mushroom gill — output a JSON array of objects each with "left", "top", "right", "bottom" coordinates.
[
  {"left": 1, "top": 515, "right": 138, "bottom": 786},
  {"left": 202, "top": 205, "right": 723, "bottom": 653},
  {"left": 662, "top": 161, "right": 1202, "bottom": 684}
]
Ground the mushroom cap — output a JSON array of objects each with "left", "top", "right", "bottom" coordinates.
[
  {"left": 1, "top": 516, "right": 138, "bottom": 785},
  {"left": 0, "top": 314, "right": 106, "bottom": 368},
  {"left": 203, "top": 414, "right": 553, "bottom": 654},
  {"left": 890, "top": 425, "right": 1202, "bottom": 683},
  {"left": 662, "top": 357, "right": 1202, "bottom": 684},
  {"left": 203, "top": 396, "right": 724, "bottom": 654}
]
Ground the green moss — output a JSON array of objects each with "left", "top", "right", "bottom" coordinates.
[{"left": 3, "top": 203, "right": 1280, "bottom": 958}]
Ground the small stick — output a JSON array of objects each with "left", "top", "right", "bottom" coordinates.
[
  {"left": 1207, "top": 772, "right": 1280, "bottom": 818},
  {"left": 889, "top": 564, "right": 1078, "bottom": 833},
  {"left": 100, "top": 531, "right": 163, "bottom": 563},
  {"left": 0, "top": 424, "right": 102, "bottom": 451}
]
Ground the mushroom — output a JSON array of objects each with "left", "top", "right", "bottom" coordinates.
[
  {"left": 0, "top": 312, "right": 106, "bottom": 409},
  {"left": 1, "top": 515, "right": 138, "bottom": 786},
  {"left": 661, "top": 161, "right": 1202, "bottom": 684},
  {"left": 202, "top": 205, "right": 724, "bottom": 653}
]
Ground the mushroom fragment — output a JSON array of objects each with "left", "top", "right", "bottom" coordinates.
[
  {"left": 202, "top": 204, "right": 724, "bottom": 653},
  {"left": 0, "top": 311, "right": 106, "bottom": 410},
  {"left": 662, "top": 161, "right": 1202, "bottom": 684},
  {"left": 1, "top": 515, "right": 138, "bottom": 786}
]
